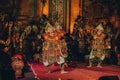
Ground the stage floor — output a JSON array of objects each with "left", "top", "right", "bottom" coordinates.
[{"left": 29, "top": 62, "right": 120, "bottom": 80}]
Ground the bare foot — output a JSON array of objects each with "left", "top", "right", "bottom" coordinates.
[
  {"left": 87, "top": 65, "right": 92, "bottom": 68},
  {"left": 51, "top": 64, "right": 54, "bottom": 67},
  {"left": 97, "top": 65, "right": 102, "bottom": 68},
  {"left": 47, "top": 70, "right": 51, "bottom": 74},
  {"left": 61, "top": 71, "right": 68, "bottom": 74}
]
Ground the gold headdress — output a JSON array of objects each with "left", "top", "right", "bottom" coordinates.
[
  {"left": 54, "top": 22, "right": 62, "bottom": 30},
  {"left": 96, "top": 24, "right": 104, "bottom": 31},
  {"left": 45, "top": 22, "right": 55, "bottom": 33}
]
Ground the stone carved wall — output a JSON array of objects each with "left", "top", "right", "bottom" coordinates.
[
  {"left": 49, "top": 0, "right": 65, "bottom": 27},
  {"left": 18, "top": 0, "right": 36, "bottom": 17}
]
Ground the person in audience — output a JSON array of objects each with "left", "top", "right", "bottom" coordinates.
[{"left": 0, "top": 43, "right": 15, "bottom": 80}]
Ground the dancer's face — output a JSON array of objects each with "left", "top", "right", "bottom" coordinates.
[
  {"left": 97, "top": 30, "right": 102, "bottom": 35},
  {"left": 37, "top": 34, "right": 41, "bottom": 39},
  {"left": 4, "top": 46, "right": 9, "bottom": 52}
]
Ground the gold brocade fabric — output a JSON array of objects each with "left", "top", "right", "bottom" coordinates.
[
  {"left": 91, "top": 39, "right": 105, "bottom": 58},
  {"left": 42, "top": 30, "right": 67, "bottom": 64}
]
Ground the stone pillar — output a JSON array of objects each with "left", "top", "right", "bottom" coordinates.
[
  {"left": 70, "top": 0, "right": 82, "bottom": 34},
  {"left": 36, "top": 0, "right": 49, "bottom": 19}
]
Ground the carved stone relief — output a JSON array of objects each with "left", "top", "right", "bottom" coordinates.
[{"left": 49, "top": 0, "right": 65, "bottom": 27}]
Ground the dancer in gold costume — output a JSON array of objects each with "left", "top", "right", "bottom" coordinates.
[
  {"left": 88, "top": 24, "right": 106, "bottom": 68},
  {"left": 42, "top": 22, "right": 68, "bottom": 73}
]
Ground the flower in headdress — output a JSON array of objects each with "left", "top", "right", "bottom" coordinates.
[{"left": 11, "top": 53, "right": 23, "bottom": 62}]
